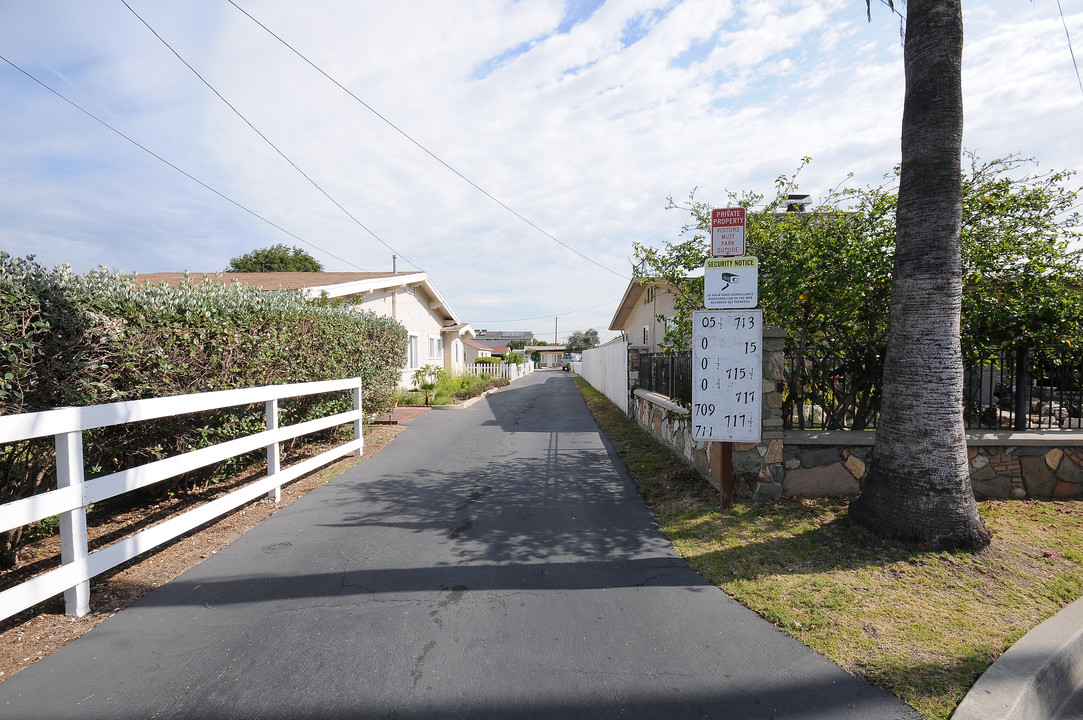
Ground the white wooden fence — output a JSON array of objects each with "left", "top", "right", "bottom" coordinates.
[
  {"left": 459, "top": 361, "right": 535, "bottom": 382},
  {"left": 582, "top": 338, "right": 629, "bottom": 414},
  {"left": 0, "top": 378, "right": 363, "bottom": 622}
]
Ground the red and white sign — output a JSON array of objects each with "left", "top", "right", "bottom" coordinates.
[{"left": 711, "top": 208, "right": 746, "bottom": 257}]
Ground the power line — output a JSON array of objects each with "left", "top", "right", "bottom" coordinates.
[
  {"left": 468, "top": 300, "right": 617, "bottom": 324},
  {"left": 226, "top": 0, "right": 629, "bottom": 281},
  {"left": 1057, "top": 0, "right": 1083, "bottom": 96},
  {"left": 121, "top": 1, "right": 417, "bottom": 271},
  {"left": 0, "top": 52, "right": 366, "bottom": 271}
]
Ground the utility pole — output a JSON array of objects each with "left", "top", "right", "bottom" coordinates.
[{"left": 554, "top": 317, "right": 558, "bottom": 344}]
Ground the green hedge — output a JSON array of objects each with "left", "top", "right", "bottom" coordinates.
[{"left": 0, "top": 254, "right": 407, "bottom": 565}]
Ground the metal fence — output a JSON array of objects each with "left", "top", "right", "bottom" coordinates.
[
  {"left": 786, "top": 345, "right": 1083, "bottom": 431},
  {"left": 638, "top": 352, "right": 693, "bottom": 405},
  {"left": 962, "top": 346, "right": 1083, "bottom": 430},
  {"left": 785, "top": 347, "right": 883, "bottom": 431},
  {"left": 638, "top": 346, "right": 1083, "bottom": 431}
]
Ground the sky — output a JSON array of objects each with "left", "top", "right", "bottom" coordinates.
[{"left": 1, "top": 1, "right": 1081, "bottom": 343}]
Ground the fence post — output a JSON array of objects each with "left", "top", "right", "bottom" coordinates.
[
  {"left": 56, "top": 430, "right": 90, "bottom": 617},
  {"left": 353, "top": 384, "right": 364, "bottom": 457},
  {"left": 266, "top": 399, "right": 281, "bottom": 502},
  {"left": 1015, "top": 347, "right": 1029, "bottom": 431},
  {"left": 667, "top": 355, "right": 675, "bottom": 399}
]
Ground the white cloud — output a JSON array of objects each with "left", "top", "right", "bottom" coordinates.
[{"left": 1, "top": 0, "right": 1080, "bottom": 339}]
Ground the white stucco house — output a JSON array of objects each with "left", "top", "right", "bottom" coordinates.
[
  {"left": 132, "top": 271, "right": 474, "bottom": 387},
  {"left": 609, "top": 279, "right": 677, "bottom": 352}
]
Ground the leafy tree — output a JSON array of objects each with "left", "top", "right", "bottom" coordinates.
[
  {"left": 960, "top": 154, "right": 1083, "bottom": 355},
  {"left": 850, "top": 0, "right": 990, "bottom": 549},
  {"left": 225, "top": 244, "right": 323, "bottom": 272},
  {"left": 565, "top": 329, "right": 600, "bottom": 354},
  {"left": 632, "top": 7, "right": 1080, "bottom": 550}
]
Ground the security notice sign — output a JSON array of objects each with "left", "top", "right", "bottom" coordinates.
[
  {"left": 692, "top": 310, "right": 762, "bottom": 443},
  {"left": 711, "top": 208, "right": 746, "bottom": 257},
  {"left": 705, "top": 256, "right": 758, "bottom": 309}
]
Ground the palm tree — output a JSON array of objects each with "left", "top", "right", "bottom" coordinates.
[{"left": 849, "top": 0, "right": 991, "bottom": 548}]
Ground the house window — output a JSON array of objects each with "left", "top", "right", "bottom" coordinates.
[
  {"left": 454, "top": 340, "right": 461, "bottom": 363},
  {"left": 429, "top": 337, "right": 443, "bottom": 358},
  {"left": 408, "top": 335, "right": 419, "bottom": 370}
]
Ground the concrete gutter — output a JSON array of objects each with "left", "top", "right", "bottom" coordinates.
[{"left": 952, "top": 595, "right": 1083, "bottom": 719}]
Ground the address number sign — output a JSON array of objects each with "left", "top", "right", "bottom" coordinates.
[{"left": 692, "top": 310, "right": 763, "bottom": 443}]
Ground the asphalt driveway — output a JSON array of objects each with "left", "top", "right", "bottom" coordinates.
[{"left": 0, "top": 371, "right": 920, "bottom": 719}]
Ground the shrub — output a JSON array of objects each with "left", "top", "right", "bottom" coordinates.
[{"left": 0, "top": 255, "right": 407, "bottom": 565}]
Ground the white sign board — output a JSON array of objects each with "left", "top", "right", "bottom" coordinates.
[
  {"left": 692, "top": 310, "right": 763, "bottom": 443},
  {"left": 711, "top": 208, "right": 746, "bottom": 257},
  {"left": 705, "top": 256, "right": 758, "bottom": 309}
]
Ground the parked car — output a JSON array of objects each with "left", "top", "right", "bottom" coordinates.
[{"left": 561, "top": 352, "right": 582, "bottom": 371}]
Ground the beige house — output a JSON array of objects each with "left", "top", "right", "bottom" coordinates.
[
  {"left": 462, "top": 338, "right": 493, "bottom": 364},
  {"left": 608, "top": 279, "right": 677, "bottom": 353},
  {"left": 526, "top": 345, "right": 568, "bottom": 368},
  {"left": 132, "top": 271, "right": 474, "bottom": 387}
]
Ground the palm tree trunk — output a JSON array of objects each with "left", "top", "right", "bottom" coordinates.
[{"left": 849, "top": 0, "right": 990, "bottom": 548}]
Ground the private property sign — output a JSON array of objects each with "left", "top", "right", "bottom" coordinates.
[{"left": 711, "top": 208, "right": 746, "bottom": 257}]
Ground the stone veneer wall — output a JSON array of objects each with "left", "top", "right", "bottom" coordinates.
[{"left": 627, "top": 328, "right": 1083, "bottom": 500}]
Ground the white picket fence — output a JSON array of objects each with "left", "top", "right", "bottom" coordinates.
[
  {"left": 459, "top": 361, "right": 535, "bottom": 382},
  {"left": 0, "top": 377, "right": 364, "bottom": 622}
]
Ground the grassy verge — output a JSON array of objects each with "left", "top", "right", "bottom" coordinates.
[{"left": 573, "top": 375, "right": 1083, "bottom": 720}]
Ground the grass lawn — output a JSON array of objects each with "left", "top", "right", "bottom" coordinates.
[{"left": 573, "top": 375, "right": 1083, "bottom": 720}]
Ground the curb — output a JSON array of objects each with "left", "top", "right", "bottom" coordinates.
[
  {"left": 952, "top": 595, "right": 1083, "bottom": 719},
  {"left": 431, "top": 388, "right": 496, "bottom": 410}
]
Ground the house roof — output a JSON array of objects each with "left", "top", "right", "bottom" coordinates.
[
  {"left": 132, "top": 271, "right": 467, "bottom": 328},
  {"left": 609, "top": 279, "right": 650, "bottom": 331},
  {"left": 440, "top": 322, "right": 474, "bottom": 336},
  {"left": 463, "top": 338, "right": 491, "bottom": 351}
]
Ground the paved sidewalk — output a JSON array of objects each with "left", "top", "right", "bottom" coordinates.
[{"left": 0, "top": 372, "right": 920, "bottom": 719}]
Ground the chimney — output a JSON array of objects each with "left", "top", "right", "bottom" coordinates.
[{"left": 786, "top": 194, "right": 811, "bottom": 212}]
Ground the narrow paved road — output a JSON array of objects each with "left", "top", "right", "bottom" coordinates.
[{"left": 0, "top": 371, "right": 920, "bottom": 719}]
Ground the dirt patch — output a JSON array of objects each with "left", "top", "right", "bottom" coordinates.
[{"left": 0, "top": 424, "right": 405, "bottom": 683}]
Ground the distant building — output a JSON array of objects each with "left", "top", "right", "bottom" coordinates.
[
  {"left": 526, "top": 345, "right": 567, "bottom": 368},
  {"left": 474, "top": 330, "right": 535, "bottom": 349}
]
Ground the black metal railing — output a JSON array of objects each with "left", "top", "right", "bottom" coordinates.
[
  {"left": 962, "top": 346, "right": 1083, "bottom": 430},
  {"left": 638, "top": 345, "right": 1083, "bottom": 432},
  {"left": 785, "top": 345, "right": 1083, "bottom": 431},
  {"left": 638, "top": 352, "right": 692, "bottom": 405},
  {"left": 784, "top": 347, "right": 883, "bottom": 431}
]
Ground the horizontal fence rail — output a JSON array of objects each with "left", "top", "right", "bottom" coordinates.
[{"left": 0, "top": 378, "right": 363, "bottom": 622}]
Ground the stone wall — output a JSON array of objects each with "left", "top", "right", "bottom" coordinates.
[{"left": 627, "top": 327, "right": 1083, "bottom": 501}]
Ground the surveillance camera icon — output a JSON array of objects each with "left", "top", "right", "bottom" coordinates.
[{"left": 719, "top": 272, "right": 740, "bottom": 291}]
